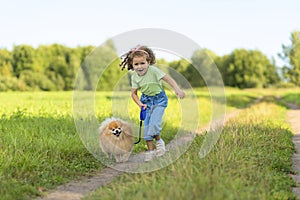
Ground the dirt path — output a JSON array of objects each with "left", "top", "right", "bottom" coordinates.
[
  {"left": 286, "top": 103, "right": 300, "bottom": 199},
  {"left": 36, "top": 167, "right": 122, "bottom": 200}
]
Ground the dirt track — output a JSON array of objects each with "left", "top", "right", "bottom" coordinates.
[
  {"left": 287, "top": 103, "right": 300, "bottom": 199},
  {"left": 36, "top": 167, "right": 122, "bottom": 200}
]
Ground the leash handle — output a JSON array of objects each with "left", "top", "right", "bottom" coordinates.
[{"left": 140, "top": 107, "right": 146, "bottom": 121}]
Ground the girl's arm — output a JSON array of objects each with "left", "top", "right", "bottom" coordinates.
[
  {"left": 162, "top": 75, "right": 185, "bottom": 98},
  {"left": 131, "top": 88, "right": 147, "bottom": 108}
]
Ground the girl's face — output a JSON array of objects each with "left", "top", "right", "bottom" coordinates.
[{"left": 132, "top": 55, "right": 149, "bottom": 76}]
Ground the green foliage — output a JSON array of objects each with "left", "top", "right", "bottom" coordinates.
[
  {"left": 12, "top": 45, "right": 41, "bottom": 76},
  {"left": 280, "top": 31, "right": 300, "bottom": 86},
  {"left": 281, "top": 92, "right": 300, "bottom": 106},
  {"left": 77, "top": 44, "right": 125, "bottom": 91},
  {"left": 0, "top": 41, "right": 120, "bottom": 91},
  {"left": 0, "top": 49, "right": 13, "bottom": 77},
  {"left": 19, "top": 70, "right": 57, "bottom": 91},
  {"left": 168, "top": 59, "right": 190, "bottom": 88},
  {"left": 191, "top": 49, "right": 219, "bottom": 86},
  {"left": 0, "top": 33, "right": 297, "bottom": 91},
  {"left": 0, "top": 76, "right": 25, "bottom": 91},
  {"left": 218, "top": 49, "right": 279, "bottom": 88},
  {"left": 39, "top": 44, "right": 84, "bottom": 90},
  {"left": 167, "top": 49, "right": 221, "bottom": 88},
  {"left": 166, "top": 48, "right": 279, "bottom": 89}
]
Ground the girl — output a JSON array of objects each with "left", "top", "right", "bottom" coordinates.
[{"left": 120, "top": 45, "right": 185, "bottom": 162}]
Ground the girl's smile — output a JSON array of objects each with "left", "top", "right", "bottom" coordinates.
[{"left": 132, "top": 56, "right": 149, "bottom": 76}]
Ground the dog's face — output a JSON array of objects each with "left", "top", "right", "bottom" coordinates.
[{"left": 108, "top": 121, "right": 122, "bottom": 137}]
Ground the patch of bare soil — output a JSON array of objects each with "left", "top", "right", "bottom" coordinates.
[
  {"left": 286, "top": 103, "right": 300, "bottom": 199},
  {"left": 36, "top": 167, "right": 122, "bottom": 200}
]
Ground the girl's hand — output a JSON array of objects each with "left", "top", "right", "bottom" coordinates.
[
  {"left": 139, "top": 103, "right": 147, "bottom": 109},
  {"left": 175, "top": 89, "right": 185, "bottom": 99}
]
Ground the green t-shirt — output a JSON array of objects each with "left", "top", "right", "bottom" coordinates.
[{"left": 131, "top": 66, "right": 166, "bottom": 96}]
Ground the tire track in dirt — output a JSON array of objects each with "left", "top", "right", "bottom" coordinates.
[{"left": 286, "top": 102, "right": 300, "bottom": 199}]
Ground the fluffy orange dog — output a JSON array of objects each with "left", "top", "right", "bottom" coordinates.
[{"left": 99, "top": 117, "right": 134, "bottom": 162}]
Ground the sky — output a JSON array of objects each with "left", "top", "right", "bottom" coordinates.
[{"left": 1, "top": 0, "right": 299, "bottom": 64}]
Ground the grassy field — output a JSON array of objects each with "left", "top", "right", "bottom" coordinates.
[{"left": 0, "top": 88, "right": 299, "bottom": 199}]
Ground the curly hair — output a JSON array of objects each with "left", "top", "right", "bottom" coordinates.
[{"left": 119, "top": 45, "right": 156, "bottom": 70}]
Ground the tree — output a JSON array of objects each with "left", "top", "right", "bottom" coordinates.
[
  {"left": 0, "top": 47, "right": 29, "bottom": 91},
  {"left": 168, "top": 59, "right": 190, "bottom": 88},
  {"left": 77, "top": 40, "right": 125, "bottom": 91},
  {"left": 12, "top": 45, "right": 41, "bottom": 77},
  {"left": 0, "top": 49, "right": 13, "bottom": 77},
  {"left": 37, "top": 44, "right": 83, "bottom": 90},
  {"left": 19, "top": 70, "right": 56, "bottom": 91},
  {"left": 189, "top": 49, "right": 219, "bottom": 87},
  {"left": 219, "top": 49, "right": 279, "bottom": 88},
  {"left": 279, "top": 31, "right": 300, "bottom": 86}
]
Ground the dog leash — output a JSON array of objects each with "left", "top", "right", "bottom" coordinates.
[{"left": 134, "top": 107, "right": 146, "bottom": 144}]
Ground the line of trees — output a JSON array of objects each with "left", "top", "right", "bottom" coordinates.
[
  {"left": 0, "top": 31, "right": 299, "bottom": 91},
  {"left": 0, "top": 44, "right": 93, "bottom": 91},
  {"left": 168, "top": 48, "right": 280, "bottom": 89}
]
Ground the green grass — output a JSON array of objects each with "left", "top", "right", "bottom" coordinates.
[
  {"left": 0, "top": 97, "right": 103, "bottom": 200},
  {"left": 281, "top": 92, "right": 300, "bottom": 106},
  {"left": 0, "top": 92, "right": 97, "bottom": 199},
  {"left": 0, "top": 88, "right": 292, "bottom": 199},
  {"left": 84, "top": 101, "right": 296, "bottom": 200}
]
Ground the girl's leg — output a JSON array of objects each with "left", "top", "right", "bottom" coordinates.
[
  {"left": 147, "top": 106, "right": 166, "bottom": 138},
  {"left": 145, "top": 140, "right": 155, "bottom": 162},
  {"left": 148, "top": 106, "right": 166, "bottom": 156},
  {"left": 146, "top": 140, "right": 154, "bottom": 151},
  {"left": 155, "top": 135, "right": 161, "bottom": 140}
]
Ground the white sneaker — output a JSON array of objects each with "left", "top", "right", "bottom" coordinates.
[
  {"left": 156, "top": 139, "right": 166, "bottom": 157},
  {"left": 144, "top": 151, "right": 155, "bottom": 162}
]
